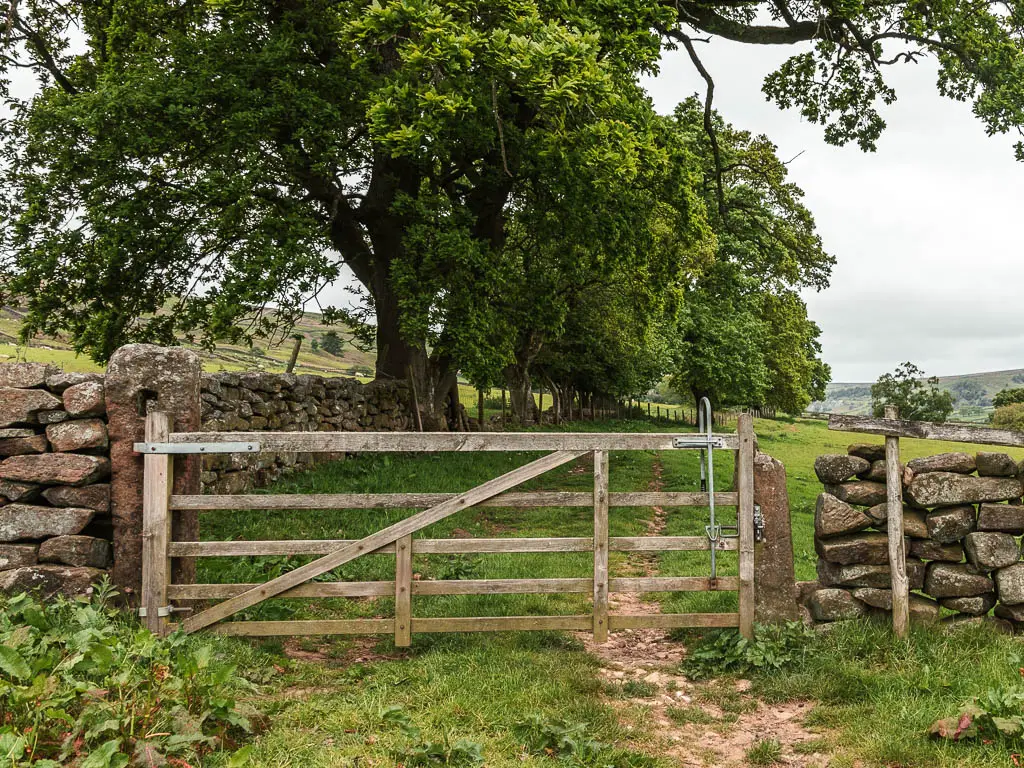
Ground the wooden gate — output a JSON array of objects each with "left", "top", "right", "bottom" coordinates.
[{"left": 139, "top": 414, "right": 756, "bottom": 643}]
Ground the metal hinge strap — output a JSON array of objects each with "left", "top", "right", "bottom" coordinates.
[
  {"left": 134, "top": 442, "right": 261, "bottom": 455},
  {"left": 138, "top": 606, "right": 192, "bottom": 617},
  {"left": 672, "top": 436, "right": 727, "bottom": 449}
]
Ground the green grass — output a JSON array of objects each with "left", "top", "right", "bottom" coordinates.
[
  {"left": 745, "top": 738, "right": 782, "bottom": 766},
  {"left": 187, "top": 415, "right": 1024, "bottom": 767},
  {"left": 752, "top": 619, "right": 1024, "bottom": 767},
  {"left": 195, "top": 427, "right": 683, "bottom": 766}
]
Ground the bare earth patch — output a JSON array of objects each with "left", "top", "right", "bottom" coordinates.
[{"left": 580, "top": 458, "right": 834, "bottom": 767}]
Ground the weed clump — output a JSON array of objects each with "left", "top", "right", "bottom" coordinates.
[
  {"left": 0, "top": 580, "right": 260, "bottom": 766},
  {"left": 682, "top": 622, "right": 815, "bottom": 680}
]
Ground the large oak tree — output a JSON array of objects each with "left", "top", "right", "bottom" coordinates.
[{"left": 2, "top": 0, "right": 1023, "bottom": 424}]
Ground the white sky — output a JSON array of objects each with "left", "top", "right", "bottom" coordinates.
[
  {"left": 8, "top": 31, "right": 1023, "bottom": 384},
  {"left": 643, "top": 43, "right": 1024, "bottom": 383}
]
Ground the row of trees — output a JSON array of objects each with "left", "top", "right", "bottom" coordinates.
[{"left": 2, "top": 1, "right": 1021, "bottom": 427}]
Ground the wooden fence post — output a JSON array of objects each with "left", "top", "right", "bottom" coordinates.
[
  {"left": 142, "top": 411, "right": 173, "bottom": 635},
  {"left": 737, "top": 413, "right": 755, "bottom": 639},
  {"left": 395, "top": 534, "right": 413, "bottom": 646},
  {"left": 593, "top": 450, "right": 609, "bottom": 643},
  {"left": 885, "top": 405, "right": 910, "bottom": 637},
  {"left": 477, "top": 389, "right": 484, "bottom": 427}
]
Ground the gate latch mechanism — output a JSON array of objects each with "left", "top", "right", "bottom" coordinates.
[{"left": 754, "top": 504, "right": 766, "bottom": 543}]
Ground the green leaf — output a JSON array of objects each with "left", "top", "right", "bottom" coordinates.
[
  {"left": 991, "top": 716, "right": 1024, "bottom": 737},
  {"left": 80, "top": 739, "right": 125, "bottom": 768},
  {"left": 928, "top": 713, "right": 977, "bottom": 741},
  {"left": 227, "top": 745, "right": 255, "bottom": 768},
  {"left": 0, "top": 645, "right": 30, "bottom": 680}
]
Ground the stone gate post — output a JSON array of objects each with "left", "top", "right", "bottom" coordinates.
[{"left": 105, "top": 345, "right": 201, "bottom": 600}]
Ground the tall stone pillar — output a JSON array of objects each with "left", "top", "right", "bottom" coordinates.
[
  {"left": 752, "top": 451, "right": 800, "bottom": 623},
  {"left": 105, "top": 345, "right": 201, "bottom": 600}
]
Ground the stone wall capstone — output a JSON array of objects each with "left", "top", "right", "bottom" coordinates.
[{"left": 801, "top": 445, "right": 1024, "bottom": 631}]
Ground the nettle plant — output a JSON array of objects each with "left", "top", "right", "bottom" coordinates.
[{"left": 0, "top": 580, "right": 260, "bottom": 767}]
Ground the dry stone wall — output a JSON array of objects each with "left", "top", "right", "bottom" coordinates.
[
  {"left": 198, "top": 372, "right": 413, "bottom": 493},
  {"left": 0, "top": 363, "right": 113, "bottom": 599},
  {"left": 802, "top": 444, "right": 1024, "bottom": 631},
  {"left": 0, "top": 350, "right": 414, "bottom": 600}
]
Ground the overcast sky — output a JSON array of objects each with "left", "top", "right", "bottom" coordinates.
[{"left": 643, "top": 42, "right": 1024, "bottom": 383}]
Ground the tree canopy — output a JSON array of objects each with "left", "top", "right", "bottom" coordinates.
[
  {"left": 668, "top": 100, "right": 832, "bottom": 414},
  {"left": 4, "top": 0, "right": 1024, "bottom": 424},
  {"left": 664, "top": 1, "right": 1024, "bottom": 160},
  {"left": 993, "top": 388, "right": 1024, "bottom": 409},
  {"left": 871, "top": 362, "right": 955, "bottom": 422}
]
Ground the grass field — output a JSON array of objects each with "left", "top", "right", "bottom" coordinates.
[{"left": 183, "top": 416, "right": 1024, "bottom": 767}]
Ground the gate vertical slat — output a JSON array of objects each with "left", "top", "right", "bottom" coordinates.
[
  {"left": 593, "top": 450, "right": 609, "bottom": 643},
  {"left": 142, "top": 411, "right": 174, "bottom": 636},
  {"left": 737, "top": 413, "right": 755, "bottom": 639},
  {"left": 395, "top": 534, "right": 413, "bottom": 646}
]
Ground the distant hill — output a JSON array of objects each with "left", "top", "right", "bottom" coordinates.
[
  {"left": 809, "top": 368, "right": 1024, "bottom": 423},
  {"left": 0, "top": 306, "right": 377, "bottom": 377}
]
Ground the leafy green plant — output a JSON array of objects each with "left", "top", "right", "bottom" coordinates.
[
  {"left": 383, "top": 706, "right": 484, "bottom": 765},
  {"left": 0, "top": 581, "right": 260, "bottom": 767},
  {"left": 394, "top": 735, "right": 485, "bottom": 766},
  {"left": 515, "top": 714, "right": 605, "bottom": 761},
  {"left": 930, "top": 683, "right": 1024, "bottom": 744},
  {"left": 514, "top": 714, "right": 662, "bottom": 767},
  {"left": 435, "top": 555, "right": 480, "bottom": 581},
  {"left": 683, "top": 622, "right": 816, "bottom": 680}
]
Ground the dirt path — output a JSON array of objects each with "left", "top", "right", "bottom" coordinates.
[{"left": 582, "top": 456, "right": 832, "bottom": 767}]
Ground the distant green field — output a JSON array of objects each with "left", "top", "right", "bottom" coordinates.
[{"left": 0, "top": 306, "right": 375, "bottom": 377}]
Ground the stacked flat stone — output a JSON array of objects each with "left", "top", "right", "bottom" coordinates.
[
  {"left": 199, "top": 372, "right": 413, "bottom": 494},
  {"left": 804, "top": 444, "right": 1024, "bottom": 631},
  {"left": 0, "top": 363, "right": 112, "bottom": 598}
]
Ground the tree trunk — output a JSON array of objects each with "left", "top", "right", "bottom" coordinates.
[{"left": 503, "top": 362, "right": 539, "bottom": 425}]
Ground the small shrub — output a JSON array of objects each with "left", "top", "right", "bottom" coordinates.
[
  {"left": 683, "top": 622, "right": 815, "bottom": 680},
  {"left": 745, "top": 738, "right": 782, "bottom": 765},
  {"left": 991, "top": 403, "right": 1024, "bottom": 432},
  {"left": 513, "top": 714, "right": 659, "bottom": 767},
  {"left": 0, "top": 581, "right": 259, "bottom": 767},
  {"left": 394, "top": 735, "right": 484, "bottom": 766}
]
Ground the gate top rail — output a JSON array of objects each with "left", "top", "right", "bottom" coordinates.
[
  {"left": 137, "top": 430, "right": 738, "bottom": 454},
  {"left": 828, "top": 414, "right": 1024, "bottom": 449}
]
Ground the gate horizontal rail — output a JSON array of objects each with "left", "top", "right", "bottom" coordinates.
[
  {"left": 167, "top": 536, "right": 738, "bottom": 556},
  {"left": 157, "top": 431, "right": 740, "bottom": 452},
  {"left": 140, "top": 419, "right": 755, "bottom": 643}
]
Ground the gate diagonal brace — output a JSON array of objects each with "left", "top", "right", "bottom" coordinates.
[{"left": 180, "top": 449, "right": 587, "bottom": 634}]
